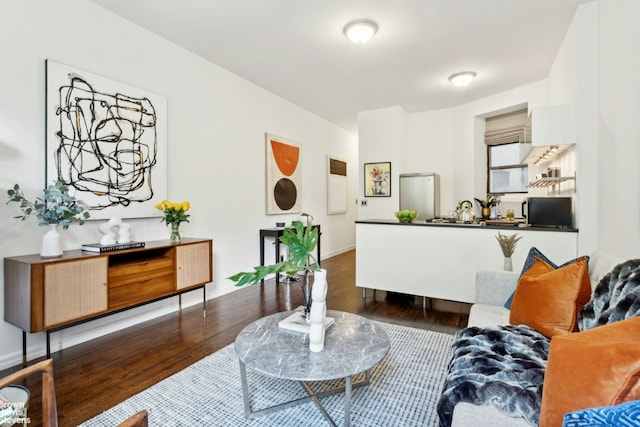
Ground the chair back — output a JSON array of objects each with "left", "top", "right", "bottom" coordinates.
[
  {"left": 117, "top": 410, "right": 149, "bottom": 427},
  {"left": 0, "top": 359, "right": 57, "bottom": 427}
]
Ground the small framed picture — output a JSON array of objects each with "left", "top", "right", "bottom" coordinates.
[{"left": 364, "top": 162, "right": 391, "bottom": 197}]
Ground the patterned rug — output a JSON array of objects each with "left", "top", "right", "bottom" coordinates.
[{"left": 79, "top": 321, "right": 454, "bottom": 426}]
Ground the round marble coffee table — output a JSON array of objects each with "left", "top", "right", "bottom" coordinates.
[{"left": 234, "top": 310, "right": 390, "bottom": 427}]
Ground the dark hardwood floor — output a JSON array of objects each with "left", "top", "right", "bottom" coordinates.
[{"left": 1, "top": 249, "right": 469, "bottom": 426}]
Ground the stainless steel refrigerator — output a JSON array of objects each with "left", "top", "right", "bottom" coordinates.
[{"left": 399, "top": 173, "right": 440, "bottom": 221}]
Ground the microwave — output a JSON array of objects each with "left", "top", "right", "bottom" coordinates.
[{"left": 523, "top": 197, "right": 573, "bottom": 227}]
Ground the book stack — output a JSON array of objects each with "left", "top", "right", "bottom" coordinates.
[
  {"left": 278, "top": 306, "right": 335, "bottom": 333},
  {"left": 81, "top": 241, "right": 145, "bottom": 253}
]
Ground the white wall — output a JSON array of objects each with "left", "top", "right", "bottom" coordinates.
[
  {"left": 596, "top": 0, "right": 640, "bottom": 258},
  {"left": 407, "top": 108, "right": 454, "bottom": 214},
  {"left": 544, "top": 0, "right": 640, "bottom": 259},
  {"left": 0, "top": 0, "right": 357, "bottom": 369},
  {"left": 357, "top": 106, "right": 407, "bottom": 220},
  {"left": 547, "top": 1, "right": 598, "bottom": 254}
]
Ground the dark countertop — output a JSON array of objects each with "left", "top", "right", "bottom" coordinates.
[{"left": 355, "top": 219, "right": 578, "bottom": 232}]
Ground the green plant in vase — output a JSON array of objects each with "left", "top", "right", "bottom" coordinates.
[
  {"left": 6, "top": 180, "right": 91, "bottom": 257},
  {"left": 156, "top": 200, "right": 190, "bottom": 242},
  {"left": 229, "top": 212, "right": 319, "bottom": 317},
  {"left": 7, "top": 180, "right": 90, "bottom": 228},
  {"left": 474, "top": 194, "right": 500, "bottom": 219}
]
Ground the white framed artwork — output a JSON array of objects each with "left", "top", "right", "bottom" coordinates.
[
  {"left": 327, "top": 156, "right": 347, "bottom": 214},
  {"left": 265, "top": 133, "right": 302, "bottom": 215},
  {"left": 45, "top": 60, "right": 168, "bottom": 219}
]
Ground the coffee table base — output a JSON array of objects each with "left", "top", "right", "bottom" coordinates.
[{"left": 239, "top": 360, "right": 370, "bottom": 427}]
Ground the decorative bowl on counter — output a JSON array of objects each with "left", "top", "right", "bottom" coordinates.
[{"left": 395, "top": 210, "right": 418, "bottom": 223}]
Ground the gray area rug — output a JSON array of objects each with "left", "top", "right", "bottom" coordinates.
[{"left": 79, "top": 321, "right": 454, "bottom": 426}]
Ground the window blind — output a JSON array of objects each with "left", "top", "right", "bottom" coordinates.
[{"left": 484, "top": 109, "right": 528, "bottom": 146}]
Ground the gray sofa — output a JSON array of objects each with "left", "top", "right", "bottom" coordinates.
[{"left": 444, "top": 250, "right": 626, "bottom": 427}]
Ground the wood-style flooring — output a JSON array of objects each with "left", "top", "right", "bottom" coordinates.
[{"left": 0, "top": 249, "right": 470, "bottom": 426}]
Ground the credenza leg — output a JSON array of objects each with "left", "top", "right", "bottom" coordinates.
[
  {"left": 22, "top": 331, "right": 27, "bottom": 367},
  {"left": 46, "top": 330, "right": 51, "bottom": 359},
  {"left": 202, "top": 287, "right": 207, "bottom": 318}
]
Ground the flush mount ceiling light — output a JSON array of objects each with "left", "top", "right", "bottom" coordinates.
[
  {"left": 448, "top": 71, "right": 477, "bottom": 87},
  {"left": 343, "top": 19, "right": 378, "bottom": 44}
]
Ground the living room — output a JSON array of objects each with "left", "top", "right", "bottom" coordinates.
[{"left": 1, "top": 0, "right": 639, "bottom": 425}]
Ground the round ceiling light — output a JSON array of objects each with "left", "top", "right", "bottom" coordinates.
[
  {"left": 343, "top": 19, "right": 378, "bottom": 44},
  {"left": 448, "top": 71, "right": 477, "bottom": 87}
]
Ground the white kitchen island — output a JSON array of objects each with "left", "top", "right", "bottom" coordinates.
[{"left": 356, "top": 220, "right": 579, "bottom": 304}]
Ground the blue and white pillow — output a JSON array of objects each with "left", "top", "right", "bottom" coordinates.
[
  {"left": 504, "top": 247, "right": 589, "bottom": 309},
  {"left": 562, "top": 399, "right": 640, "bottom": 427}
]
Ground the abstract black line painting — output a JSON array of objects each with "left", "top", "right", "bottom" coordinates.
[{"left": 45, "top": 60, "right": 167, "bottom": 219}]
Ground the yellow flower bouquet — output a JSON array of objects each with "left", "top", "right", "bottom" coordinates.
[{"left": 156, "top": 200, "right": 190, "bottom": 242}]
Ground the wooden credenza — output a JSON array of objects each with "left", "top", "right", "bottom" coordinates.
[{"left": 4, "top": 238, "right": 212, "bottom": 364}]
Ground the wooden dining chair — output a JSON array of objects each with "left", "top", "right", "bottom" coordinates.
[
  {"left": 0, "top": 358, "right": 147, "bottom": 427},
  {"left": 0, "top": 358, "right": 57, "bottom": 426}
]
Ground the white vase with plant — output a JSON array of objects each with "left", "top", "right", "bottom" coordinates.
[
  {"left": 495, "top": 232, "right": 523, "bottom": 271},
  {"left": 6, "top": 180, "right": 90, "bottom": 257},
  {"left": 475, "top": 194, "right": 501, "bottom": 219}
]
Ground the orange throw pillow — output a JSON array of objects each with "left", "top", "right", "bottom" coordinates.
[
  {"left": 539, "top": 317, "right": 640, "bottom": 427},
  {"left": 509, "top": 256, "right": 590, "bottom": 337}
]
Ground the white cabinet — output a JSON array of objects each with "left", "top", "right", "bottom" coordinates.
[
  {"left": 521, "top": 104, "right": 576, "bottom": 165},
  {"left": 356, "top": 221, "right": 578, "bottom": 304}
]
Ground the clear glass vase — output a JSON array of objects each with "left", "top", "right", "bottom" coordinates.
[{"left": 170, "top": 223, "right": 182, "bottom": 243}]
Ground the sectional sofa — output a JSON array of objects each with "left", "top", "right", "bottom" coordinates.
[{"left": 437, "top": 248, "right": 640, "bottom": 427}]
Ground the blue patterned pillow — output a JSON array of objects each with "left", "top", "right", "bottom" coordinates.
[
  {"left": 504, "top": 247, "right": 589, "bottom": 309},
  {"left": 562, "top": 399, "right": 640, "bottom": 426}
]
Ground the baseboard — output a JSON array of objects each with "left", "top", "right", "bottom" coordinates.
[{"left": 322, "top": 245, "right": 355, "bottom": 260}]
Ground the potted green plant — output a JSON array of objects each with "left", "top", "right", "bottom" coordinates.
[
  {"left": 7, "top": 180, "right": 90, "bottom": 257},
  {"left": 229, "top": 212, "right": 319, "bottom": 317},
  {"left": 474, "top": 194, "right": 500, "bottom": 219}
]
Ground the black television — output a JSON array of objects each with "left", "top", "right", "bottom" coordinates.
[{"left": 526, "top": 197, "right": 573, "bottom": 227}]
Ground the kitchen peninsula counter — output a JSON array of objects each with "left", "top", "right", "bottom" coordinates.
[
  {"left": 356, "top": 218, "right": 578, "bottom": 232},
  {"left": 356, "top": 219, "right": 579, "bottom": 304}
]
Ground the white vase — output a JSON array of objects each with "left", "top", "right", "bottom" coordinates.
[
  {"left": 504, "top": 257, "right": 513, "bottom": 272},
  {"left": 41, "top": 224, "right": 63, "bottom": 257},
  {"left": 309, "top": 268, "right": 327, "bottom": 352}
]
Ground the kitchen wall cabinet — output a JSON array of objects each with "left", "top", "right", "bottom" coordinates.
[
  {"left": 521, "top": 103, "right": 576, "bottom": 164},
  {"left": 4, "top": 238, "right": 212, "bottom": 364}
]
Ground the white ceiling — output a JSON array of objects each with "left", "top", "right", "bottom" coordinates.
[{"left": 91, "top": 0, "right": 592, "bottom": 134}]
